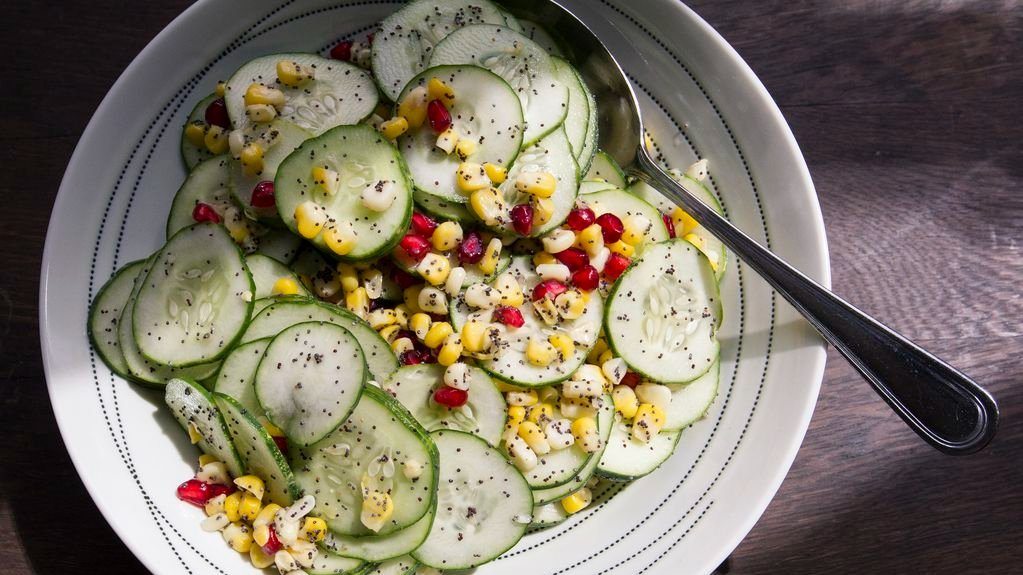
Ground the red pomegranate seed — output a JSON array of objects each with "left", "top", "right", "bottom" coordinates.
[
  {"left": 176, "top": 479, "right": 234, "bottom": 507},
  {"left": 595, "top": 213, "right": 624, "bottom": 244},
  {"left": 604, "top": 253, "right": 631, "bottom": 281},
  {"left": 554, "top": 247, "right": 589, "bottom": 271},
  {"left": 572, "top": 265, "right": 599, "bottom": 291},
  {"left": 366, "top": 33, "right": 375, "bottom": 45},
  {"left": 620, "top": 371, "right": 642, "bottom": 389},
  {"left": 330, "top": 40, "right": 353, "bottom": 61},
  {"left": 509, "top": 203, "right": 534, "bottom": 235},
  {"left": 457, "top": 231, "right": 484, "bottom": 264},
  {"left": 272, "top": 435, "right": 289, "bottom": 454},
  {"left": 663, "top": 213, "right": 676, "bottom": 238},
  {"left": 434, "top": 386, "right": 468, "bottom": 408},
  {"left": 204, "top": 97, "right": 230, "bottom": 129},
  {"left": 262, "top": 524, "right": 283, "bottom": 555},
  {"left": 192, "top": 202, "right": 221, "bottom": 224},
  {"left": 391, "top": 267, "right": 419, "bottom": 290},
  {"left": 250, "top": 181, "right": 276, "bottom": 208},
  {"left": 532, "top": 280, "right": 568, "bottom": 302},
  {"left": 410, "top": 212, "right": 438, "bottom": 238},
  {"left": 400, "top": 350, "right": 423, "bottom": 365},
  {"left": 419, "top": 350, "right": 437, "bottom": 364},
  {"left": 492, "top": 306, "right": 525, "bottom": 328},
  {"left": 399, "top": 234, "right": 431, "bottom": 262},
  {"left": 566, "top": 207, "right": 595, "bottom": 231},
  {"left": 427, "top": 100, "right": 452, "bottom": 134}
]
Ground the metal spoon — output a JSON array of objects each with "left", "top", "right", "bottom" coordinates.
[{"left": 503, "top": 0, "right": 998, "bottom": 454}]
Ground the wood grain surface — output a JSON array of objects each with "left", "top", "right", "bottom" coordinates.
[{"left": 1, "top": 1, "right": 1020, "bottom": 573}]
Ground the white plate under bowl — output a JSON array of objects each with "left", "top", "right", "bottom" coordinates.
[{"left": 40, "top": 1, "right": 830, "bottom": 573}]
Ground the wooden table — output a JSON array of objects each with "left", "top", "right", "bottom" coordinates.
[{"left": 2, "top": 1, "right": 1020, "bottom": 573}]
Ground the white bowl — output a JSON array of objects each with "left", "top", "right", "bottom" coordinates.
[{"left": 40, "top": 1, "right": 830, "bottom": 573}]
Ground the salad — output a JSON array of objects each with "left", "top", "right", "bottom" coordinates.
[{"left": 87, "top": 1, "right": 728, "bottom": 573}]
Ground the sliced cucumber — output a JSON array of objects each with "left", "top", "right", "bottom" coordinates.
[
  {"left": 596, "top": 421, "right": 681, "bottom": 481},
  {"left": 214, "top": 392, "right": 301, "bottom": 505},
  {"left": 552, "top": 57, "right": 588, "bottom": 160},
  {"left": 575, "top": 70, "right": 598, "bottom": 173},
  {"left": 275, "top": 124, "right": 414, "bottom": 261},
  {"left": 165, "top": 378, "right": 245, "bottom": 477},
  {"left": 246, "top": 253, "right": 310, "bottom": 299},
  {"left": 412, "top": 430, "right": 532, "bottom": 570},
  {"left": 520, "top": 20, "right": 565, "bottom": 57},
  {"left": 499, "top": 6, "right": 525, "bottom": 32},
  {"left": 584, "top": 151, "right": 627, "bottom": 187},
  {"left": 225, "top": 54, "right": 377, "bottom": 135},
  {"left": 396, "top": 65, "right": 524, "bottom": 203},
  {"left": 494, "top": 128, "right": 578, "bottom": 236},
  {"left": 180, "top": 93, "right": 218, "bottom": 170},
  {"left": 578, "top": 180, "right": 617, "bottom": 195},
  {"left": 230, "top": 119, "right": 313, "bottom": 222},
  {"left": 430, "top": 24, "right": 568, "bottom": 144},
  {"left": 89, "top": 260, "right": 146, "bottom": 377},
  {"left": 381, "top": 364, "right": 506, "bottom": 446},
  {"left": 306, "top": 552, "right": 365, "bottom": 575},
  {"left": 412, "top": 189, "right": 472, "bottom": 223},
  {"left": 254, "top": 228, "right": 303, "bottom": 264},
  {"left": 361, "top": 556, "right": 418, "bottom": 575},
  {"left": 581, "top": 188, "right": 670, "bottom": 247},
  {"left": 242, "top": 298, "right": 399, "bottom": 382},
  {"left": 529, "top": 502, "right": 568, "bottom": 529},
  {"left": 450, "top": 256, "right": 601, "bottom": 387},
  {"left": 133, "top": 223, "right": 254, "bottom": 367},
  {"left": 604, "top": 239, "right": 721, "bottom": 384},
  {"left": 531, "top": 392, "right": 613, "bottom": 505},
  {"left": 255, "top": 321, "right": 366, "bottom": 446},
  {"left": 290, "top": 386, "right": 439, "bottom": 536},
  {"left": 371, "top": 0, "right": 507, "bottom": 101},
  {"left": 167, "top": 156, "right": 260, "bottom": 244},
  {"left": 213, "top": 337, "right": 271, "bottom": 417},
  {"left": 664, "top": 358, "right": 719, "bottom": 431},
  {"left": 321, "top": 501, "right": 436, "bottom": 562}
]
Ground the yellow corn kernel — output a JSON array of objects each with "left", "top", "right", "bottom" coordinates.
[
  {"left": 527, "top": 402, "right": 555, "bottom": 425},
  {"left": 427, "top": 77, "right": 456, "bottom": 106},
  {"left": 587, "top": 337, "right": 609, "bottom": 364},
  {"left": 345, "top": 286, "right": 370, "bottom": 319},
  {"left": 435, "top": 126, "right": 459, "bottom": 154},
  {"left": 597, "top": 349, "right": 615, "bottom": 367},
  {"left": 533, "top": 251, "right": 556, "bottom": 266},
  {"left": 548, "top": 333, "right": 576, "bottom": 362},
  {"left": 379, "top": 116, "right": 409, "bottom": 140},
  {"left": 571, "top": 416, "right": 600, "bottom": 452},
  {"left": 506, "top": 389, "right": 539, "bottom": 407},
  {"left": 276, "top": 59, "right": 315, "bottom": 87},
  {"left": 252, "top": 523, "right": 272, "bottom": 547},
  {"left": 469, "top": 188, "right": 507, "bottom": 226},
  {"left": 244, "top": 83, "right": 285, "bottom": 108},
  {"left": 612, "top": 385, "right": 640, "bottom": 419},
  {"left": 456, "top": 162, "right": 491, "bottom": 193},
  {"left": 204, "top": 125, "right": 229, "bottom": 155},
  {"left": 621, "top": 214, "right": 651, "bottom": 246},
  {"left": 360, "top": 490, "right": 394, "bottom": 533},
  {"left": 452, "top": 137, "right": 476, "bottom": 161},
  {"left": 368, "top": 308, "right": 398, "bottom": 329},
  {"left": 392, "top": 337, "right": 415, "bottom": 355},
  {"left": 234, "top": 475, "right": 266, "bottom": 501},
  {"left": 507, "top": 405, "right": 527, "bottom": 426},
  {"left": 215, "top": 81, "right": 227, "bottom": 97},
  {"left": 532, "top": 197, "right": 556, "bottom": 227},
  {"left": 431, "top": 221, "right": 464, "bottom": 252},
  {"left": 222, "top": 491, "right": 243, "bottom": 522},
  {"left": 238, "top": 492, "right": 262, "bottom": 522},
  {"left": 577, "top": 224, "right": 605, "bottom": 258},
  {"left": 554, "top": 290, "right": 586, "bottom": 320},
  {"left": 224, "top": 522, "right": 254, "bottom": 553},
  {"left": 294, "top": 201, "right": 327, "bottom": 239},
  {"left": 460, "top": 320, "right": 488, "bottom": 353},
  {"left": 204, "top": 494, "right": 227, "bottom": 517},
  {"left": 198, "top": 454, "right": 219, "bottom": 468},
  {"left": 517, "top": 420, "right": 551, "bottom": 455},
  {"left": 249, "top": 545, "right": 274, "bottom": 569},
  {"left": 436, "top": 333, "right": 464, "bottom": 366},
  {"left": 323, "top": 221, "right": 358, "bottom": 256},
  {"left": 672, "top": 207, "right": 699, "bottom": 237},
  {"left": 409, "top": 313, "right": 433, "bottom": 340},
  {"left": 393, "top": 304, "right": 410, "bottom": 328},
  {"left": 184, "top": 122, "right": 206, "bottom": 146},
  {"left": 246, "top": 103, "right": 278, "bottom": 123},
  {"left": 683, "top": 232, "right": 706, "bottom": 251},
  {"left": 269, "top": 276, "right": 300, "bottom": 297},
  {"left": 187, "top": 422, "right": 203, "bottom": 444},
  {"left": 478, "top": 238, "right": 502, "bottom": 275},
  {"left": 526, "top": 337, "right": 558, "bottom": 367},
  {"left": 311, "top": 166, "right": 341, "bottom": 196},
  {"left": 423, "top": 321, "right": 454, "bottom": 349},
  {"left": 253, "top": 503, "right": 282, "bottom": 529},
  {"left": 561, "top": 488, "right": 593, "bottom": 514},
  {"left": 493, "top": 272, "right": 524, "bottom": 307},
  {"left": 337, "top": 263, "right": 360, "bottom": 293},
  {"left": 632, "top": 403, "right": 666, "bottom": 443},
  {"left": 303, "top": 516, "right": 328, "bottom": 542},
  {"left": 403, "top": 285, "right": 425, "bottom": 314},
  {"left": 483, "top": 162, "right": 507, "bottom": 184},
  {"left": 607, "top": 241, "right": 635, "bottom": 259},
  {"left": 262, "top": 419, "right": 284, "bottom": 437},
  {"left": 378, "top": 324, "right": 401, "bottom": 343},
  {"left": 397, "top": 85, "right": 428, "bottom": 128},
  {"left": 515, "top": 171, "right": 557, "bottom": 198}
]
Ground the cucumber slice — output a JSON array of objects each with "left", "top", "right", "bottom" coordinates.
[
  {"left": 520, "top": 20, "right": 565, "bottom": 57},
  {"left": 213, "top": 338, "right": 271, "bottom": 417},
  {"left": 230, "top": 120, "right": 313, "bottom": 223},
  {"left": 361, "top": 556, "right": 418, "bottom": 575},
  {"left": 581, "top": 188, "right": 670, "bottom": 247},
  {"left": 291, "top": 386, "right": 439, "bottom": 536},
  {"left": 450, "top": 256, "right": 601, "bottom": 387},
  {"left": 255, "top": 321, "right": 366, "bottom": 446},
  {"left": 275, "top": 124, "right": 414, "bottom": 261},
  {"left": 214, "top": 392, "right": 301, "bottom": 505},
  {"left": 322, "top": 501, "right": 436, "bottom": 562},
  {"left": 412, "top": 430, "right": 532, "bottom": 570},
  {"left": 430, "top": 24, "right": 568, "bottom": 144},
  {"left": 242, "top": 298, "right": 399, "bottom": 382},
  {"left": 89, "top": 260, "right": 146, "bottom": 377},
  {"left": 575, "top": 69, "right": 598, "bottom": 173},
  {"left": 246, "top": 253, "right": 310, "bottom": 299},
  {"left": 412, "top": 189, "right": 472, "bottom": 223},
  {"left": 371, "top": 0, "right": 507, "bottom": 101},
  {"left": 165, "top": 378, "right": 245, "bottom": 477},
  {"left": 396, "top": 65, "right": 524, "bottom": 203},
  {"left": 167, "top": 156, "right": 258, "bottom": 242},
  {"left": 629, "top": 176, "right": 728, "bottom": 280},
  {"left": 225, "top": 54, "right": 377, "bottom": 135},
  {"left": 531, "top": 392, "right": 613, "bottom": 505},
  {"left": 584, "top": 151, "right": 627, "bottom": 188},
  {"left": 492, "top": 128, "right": 578, "bottom": 236},
  {"left": 133, "top": 223, "right": 254, "bottom": 367},
  {"left": 306, "top": 552, "right": 365, "bottom": 575},
  {"left": 254, "top": 228, "right": 303, "bottom": 264},
  {"left": 552, "top": 57, "right": 588, "bottom": 160},
  {"left": 499, "top": 6, "right": 525, "bottom": 32},
  {"left": 596, "top": 421, "right": 681, "bottom": 481},
  {"left": 529, "top": 502, "right": 568, "bottom": 529},
  {"left": 578, "top": 180, "right": 617, "bottom": 195},
  {"left": 180, "top": 93, "right": 218, "bottom": 170},
  {"left": 604, "top": 239, "right": 721, "bottom": 384},
  {"left": 381, "top": 364, "right": 506, "bottom": 446},
  {"left": 664, "top": 358, "right": 719, "bottom": 431}
]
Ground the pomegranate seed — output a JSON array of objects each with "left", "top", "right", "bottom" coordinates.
[
  {"left": 434, "top": 386, "right": 468, "bottom": 408},
  {"left": 554, "top": 247, "right": 589, "bottom": 271},
  {"left": 369, "top": 298, "right": 386, "bottom": 312},
  {"left": 427, "top": 100, "right": 452, "bottom": 134},
  {"left": 192, "top": 202, "right": 221, "bottom": 224},
  {"left": 250, "top": 181, "right": 275, "bottom": 208},
  {"left": 400, "top": 350, "right": 423, "bottom": 365},
  {"left": 419, "top": 350, "right": 437, "bottom": 364},
  {"left": 399, "top": 234, "right": 431, "bottom": 262},
  {"left": 410, "top": 212, "right": 438, "bottom": 238},
  {"left": 391, "top": 267, "right": 419, "bottom": 290},
  {"left": 262, "top": 524, "right": 283, "bottom": 555},
  {"left": 604, "top": 253, "right": 631, "bottom": 281},
  {"left": 595, "top": 213, "right": 624, "bottom": 244},
  {"left": 566, "top": 207, "right": 595, "bottom": 231},
  {"left": 509, "top": 203, "right": 534, "bottom": 235},
  {"left": 532, "top": 280, "right": 568, "bottom": 302},
  {"left": 457, "top": 231, "right": 485, "bottom": 264},
  {"left": 620, "top": 372, "right": 642, "bottom": 389},
  {"left": 492, "top": 306, "right": 525, "bottom": 328},
  {"left": 204, "top": 97, "right": 230, "bottom": 129},
  {"left": 572, "top": 265, "right": 599, "bottom": 291},
  {"left": 663, "top": 213, "right": 676, "bottom": 238},
  {"left": 330, "top": 40, "right": 353, "bottom": 61},
  {"left": 366, "top": 33, "right": 375, "bottom": 45},
  {"left": 176, "top": 479, "right": 234, "bottom": 507},
  {"left": 272, "top": 435, "right": 288, "bottom": 454}
]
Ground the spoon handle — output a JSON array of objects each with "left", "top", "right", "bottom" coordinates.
[{"left": 635, "top": 154, "right": 998, "bottom": 454}]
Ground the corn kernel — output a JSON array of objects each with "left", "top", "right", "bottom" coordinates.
[
  {"left": 445, "top": 265, "right": 467, "bottom": 297},
  {"left": 239, "top": 143, "right": 264, "bottom": 177},
  {"left": 234, "top": 475, "right": 266, "bottom": 501},
  {"left": 204, "top": 125, "right": 229, "bottom": 155},
  {"left": 417, "top": 285, "right": 448, "bottom": 314},
  {"left": 360, "top": 490, "right": 394, "bottom": 532},
  {"left": 460, "top": 320, "right": 488, "bottom": 353},
  {"left": 187, "top": 422, "right": 203, "bottom": 444},
  {"left": 244, "top": 83, "right": 285, "bottom": 108},
  {"left": 205, "top": 493, "right": 227, "bottom": 517},
  {"left": 587, "top": 337, "right": 609, "bottom": 364},
  {"left": 507, "top": 405, "right": 527, "bottom": 426},
  {"left": 274, "top": 550, "right": 299, "bottom": 573},
  {"left": 632, "top": 403, "right": 666, "bottom": 443},
  {"left": 635, "top": 383, "right": 673, "bottom": 411},
  {"left": 223, "top": 491, "right": 243, "bottom": 522},
  {"left": 515, "top": 171, "right": 557, "bottom": 198},
  {"left": 336, "top": 263, "right": 359, "bottom": 293},
  {"left": 542, "top": 229, "right": 576, "bottom": 254},
  {"left": 303, "top": 516, "right": 327, "bottom": 542},
  {"left": 454, "top": 138, "right": 477, "bottom": 161},
  {"left": 554, "top": 289, "right": 586, "bottom": 320},
  {"left": 533, "top": 251, "right": 556, "bottom": 266},
  {"left": 428, "top": 77, "right": 456, "bottom": 106},
  {"left": 571, "top": 416, "right": 601, "bottom": 453},
  {"left": 262, "top": 419, "right": 284, "bottom": 437},
  {"left": 506, "top": 434, "right": 537, "bottom": 471},
  {"left": 397, "top": 85, "right": 428, "bottom": 128},
  {"left": 612, "top": 385, "right": 640, "bottom": 419},
  {"left": 311, "top": 166, "right": 341, "bottom": 196},
  {"left": 493, "top": 272, "right": 524, "bottom": 306},
  {"left": 577, "top": 224, "right": 605, "bottom": 258},
  {"left": 253, "top": 503, "right": 282, "bottom": 528},
  {"left": 403, "top": 285, "right": 424, "bottom": 314},
  {"left": 253, "top": 523, "right": 272, "bottom": 547},
  {"left": 526, "top": 337, "right": 557, "bottom": 367},
  {"left": 597, "top": 349, "right": 614, "bottom": 366},
  {"left": 367, "top": 308, "right": 398, "bottom": 330},
  {"left": 561, "top": 488, "right": 593, "bottom": 514},
  {"left": 560, "top": 396, "right": 596, "bottom": 419},
  {"left": 544, "top": 418, "right": 575, "bottom": 450},
  {"left": 238, "top": 492, "right": 263, "bottom": 522},
  {"left": 469, "top": 188, "right": 507, "bottom": 226},
  {"left": 249, "top": 544, "right": 275, "bottom": 568},
  {"left": 415, "top": 253, "right": 450, "bottom": 286},
  {"left": 215, "top": 81, "right": 227, "bottom": 97},
  {"left": 431, "top": 221, "right": 464, "bottom": 251},
  {"left": 323, "top": 221, "right": 358, "bottom": 256},
  {"left": 672, "top": 207, "right": 699, "bottom": 237},
  {"left": 536, "top": 263, "right": 570, "bottom": 282},
  {"left": 392, "top": 337, "right": 415, "bottom": 355},
  {"left": 223, "top": 522, "right": 253, "bottom": 553},
  {"left": 506, "top": 389, "right": 539, "bottom": 407},
  {"left": 464, "top": 283, "right": 501, "bottom": 309},
  {"left": 435, "top": 127, "right": 459, "bottom": 154},
  {"left": 456, "top": 162, "right": 491, "bottom": 193},
  {"left": 379, "top": 116, "right": 409, "bottom": 140},
  {"left": 608, "top": 240, "right": 635, "bottom": 258},
  {"left": 517, "top": 420, "right": 551, "bottom": 455},
  {"left": 184, "top": 122, "right": 206, "bottom": 146},
  {"left": 410, "top": 313, "right": 432, "bottom": 340},
  {"left": 527, "top": 403, "right": 555, "bottom": 425},
  {"left": 294, "top": 201, "right": 327, "bottom": 239},
  {"left": 245, "top": 103, "right": 277, "bottom": 123},
  {"left": 345, "top": 286, "right": 370, "bottom": 319},
  {"left": 602, "top": 357, "right": 628, "bottom": 385},
  {"left": 436, "top": 333, "right": 464, "bottom": 366},
  {"left": 685, "top": 158, "right": 709, "bottom": 181},
  {"left": 548, "top": 333, "right": 576, "bottom": 362},
  {"left": 621, "top": 214, "right": 651, "bottom": 246},
  {"left": 532, "top": 196, "right": 555, "bottom": 227},
  {"left": 423, "top": 321, "right": 454, "bottom": 349},
  {"left": 483, "top": 162, "right": 507, "bottom": 184},
  {"left": 478, "top": 238, "right": 502, "bottom": 275},
  {"left": 378, "top": 324, "right": 401, "bottom": 343},
  {"left": 276, "top": 59, "right": 315, "bottom": 87}
]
